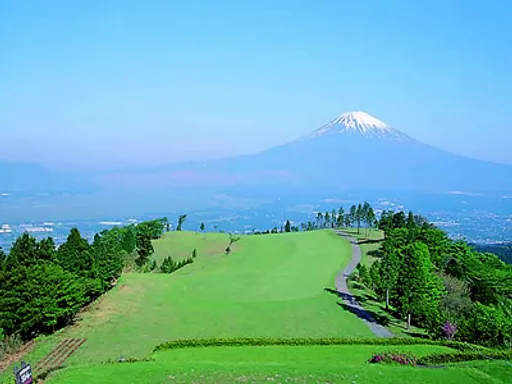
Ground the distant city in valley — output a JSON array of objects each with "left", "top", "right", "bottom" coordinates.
[{"left": 1, "top": 189, "right": 510, "bottom": 253}]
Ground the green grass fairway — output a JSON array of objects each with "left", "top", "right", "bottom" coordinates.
[
  {"left": 19, "top": 231, "right": 372, "bottom": 369},
  {"left": 47, "top": 345, "right": 511, "bottom": 384},
  {"left": 151, "top": 231, "right": 228, "bottom": 264}
]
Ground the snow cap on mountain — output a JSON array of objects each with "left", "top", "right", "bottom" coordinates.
[{"left": 310, "top": 111, "right": 409, "bottom": 141}]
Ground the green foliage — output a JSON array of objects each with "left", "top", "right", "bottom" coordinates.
[
  {"left": 284, "top": 220, "right": 291, "bottom": 233},
  {"left": 135, "top": 228, "right": 154, "bottom": 267},
  {"left": 160, "top": 255, "right": 194, "bottom": 274},
  {"left": 176, "top": 214, "right": 187, "bottom": 231},
  {"left": 0, "top": 218, "right": 167, "bottom": 342},
  {"left": 356, "top": 263, "right": 371, "bottom": 287},
  {"left": 459, "top": 302, "right": 512, "bottom": 348},
  {"left": 418, "top": 350, "right": 512, "bottom": 365},
  {"left": 57, "top": 228, "right": 94, "bottom": 278},
  {"left": 0, "top": 262, "right": 88, "bottom": 338},
  {"left": 374, "top": 209, "right": 512, "bottom": 348},
  {"left": 395, "top": 242, "right": 445, "bottom": 327},
  {"left": 120, "top": 227, "right": 137, "bottom": 253},
  {"left": 153, "top": 336, "right": 489, "bottom": 353}
]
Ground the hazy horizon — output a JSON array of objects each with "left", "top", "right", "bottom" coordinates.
[{"left": 1, "top": 0, "right": 512, "bottom": 171}]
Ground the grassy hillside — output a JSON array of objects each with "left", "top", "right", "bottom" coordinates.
[
  {"left": 341, "top": 227, "right": 384, "bottom": 266},
  {"left": 151, "top": 231, "right": 228, "bottom": 264},
  {"left": 9, "top": 230, "right": 371, "bottom": 371},
  {"left": 48, "top": 344, "right": 510, "bottom": 383}
]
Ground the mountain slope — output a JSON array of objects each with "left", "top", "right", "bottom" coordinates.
[
  {"left": 104, "top": 111, "right": 511, "bottom": 193},
  {"left": 0, "top": 161, "right": 95, "bottom": 193}
]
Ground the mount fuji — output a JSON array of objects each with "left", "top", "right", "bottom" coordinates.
[{"left": 104, "top": 111, "right": 512, "bottom": 194}]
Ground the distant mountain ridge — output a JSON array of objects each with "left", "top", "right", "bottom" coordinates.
[
  {"left": 105, "top": 111, "right": 510, "bottom": 193},
  {"left": 2, "top": 111, "right": 512, "bottom": 194}
]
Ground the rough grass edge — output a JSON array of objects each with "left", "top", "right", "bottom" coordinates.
[{"left": 152, "top": 337, "right": 495, "bottom": 354}]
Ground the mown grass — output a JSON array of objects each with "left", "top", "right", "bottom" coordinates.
[
  {"left": 47, "top": 345, "right": 511, "bottom": 384},
  {"left": 7, "top": 230, "right": 372, "bottom": 373},
  {"left": 340, "top": 227, "right": 384, "bottom": 267},
  {"left": 151, "top": 231, "right": 228, "bottom": 264}
]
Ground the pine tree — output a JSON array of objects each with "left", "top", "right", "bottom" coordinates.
[
  {"left": 356, "top": 204, "right": 363, "bottom": 234},
  {"left": 324, "top": 212, "right": 330, "bottom": 228},
  {"left": 337, "top": 207, "right": 345, "bottom": 228},
  {"left": 331, "top": 209, "right": 337, "bottom": 228},
  {"left": 284, "top": 220, "right": 291, "bottom": 233},
  {"left": 135, "top": 229, "right": 154, "bottom": 267},
  {"left": 316, "top": 212, "right": 323, "bottom": 229},
  {"left": 349, "top": 205, "right": 357, "bottom": 228},
  {"left": 57, "top": 228, "right": 94, "bottom": 278},
  {"left": 395, "top": 242, "right": 444, "bottom": 329},
  {"left": 121, "top": 227, "right": 137, "bottom": 253}
]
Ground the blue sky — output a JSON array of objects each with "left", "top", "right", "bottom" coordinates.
[{"left": 1, "top": 0, "right": 511, "bottom": 170}]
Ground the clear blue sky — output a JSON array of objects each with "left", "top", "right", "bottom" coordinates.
[{"left": 1, "top": 0, "right": 511, "bottom": 170}]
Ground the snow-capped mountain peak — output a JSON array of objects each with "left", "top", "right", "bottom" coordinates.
[{"left": 310, "top": 111, "right": 409, "bottom": 141}]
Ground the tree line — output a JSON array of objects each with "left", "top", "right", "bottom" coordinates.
[
  {"left": 361, "top": 210, "right": 512, "bottom": 348},
  {"left": 0, "top": 218, "right": 168, "bottom": 343},
  {"left": 251, "top": 202, "right": 376, "bottom": 236}
]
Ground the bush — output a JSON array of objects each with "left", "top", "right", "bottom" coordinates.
[
  {"left": 160, "top": 256, "right": 194, "bottom": 274},
  {"left": 368, "top": 351, "right": 417, "bottom": 366},
  {"left": 418, "top": 350, "right": 512, "bottom": 365}
]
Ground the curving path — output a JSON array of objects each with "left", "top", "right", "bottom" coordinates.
[{"left": 334, "top": 230, "right": 394, "bottom": 338}]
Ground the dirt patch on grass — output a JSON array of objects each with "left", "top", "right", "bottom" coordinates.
[
  {"left": 0, "top": 339, "right": 36, "bottom": 372},
  {"left": 73, "top": 282, "right": 144, "bottom": 329}
]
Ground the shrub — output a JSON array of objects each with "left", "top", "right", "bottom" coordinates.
[
  {"left": 441, "top": 320, "right": 457, "bottom": 340},
  {"left": 418, "top": 350, "right": 512, "bottom": 365},
  {"left": 368, "top": 351, "right": 417, "bottom": 366},
  {"left": 152, "top": 337, "right": 490, "bottom": 353}
]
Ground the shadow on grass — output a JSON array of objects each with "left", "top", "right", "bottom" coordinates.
[
  {"left": 337, "top": 302, "right": 392, "bottom": 327},
  {"left": 404, "top": 331, "right": 430, "bottom": 339},
  {"left": 357, "top": 239, "right": 383, "bottom": 245},
  {"left": 323, "top": 288, "right": 391, "bottom": 327}
]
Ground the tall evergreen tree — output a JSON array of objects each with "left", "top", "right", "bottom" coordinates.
[
  {"left": 135, "top": 228, "right": 154, "bottom": 267},
  {"left": 337, "top": 207, "right": 345, "bottom": 228},
  {"left": 121, "top": 227, "right": 137, "bottom": 254},
  {"left": 356, "top": 204, "right": 363, "bottom": 234},
  {"left": 395, "top": 242, "right": 444, "bottom": 329},
  {"left": 57, "top": 228, "right": 94, "bottom": 278},
  {"left": 284, "top": 220, "right": 291, "bottom": 233},
  {"left": 349, "top": 205, "right": 357, "bottom": 228},
  {"left": 324, "top": 212, "right": 330, "bottom": 228}
]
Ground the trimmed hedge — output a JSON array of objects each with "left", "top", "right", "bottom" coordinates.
[
  {"left": 418, "top": 350, "right": 512, "bottom": 365},
  {"left": 152, "top": 337, "right": 490, "bottom": 353}
]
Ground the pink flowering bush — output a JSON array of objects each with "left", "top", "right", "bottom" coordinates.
[
  {"left": 368, "top": 351, "right": 417, "bottom": 366},
  {"left": 441, "top": 320, "right": 457, "bottom": 341}
]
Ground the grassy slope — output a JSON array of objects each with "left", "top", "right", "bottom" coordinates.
[
  {"left": 340, "top": 227, "right": 383, "bottom": 267},
  {"left": 48, "top": 345, "right": 511, "bottom": 384},
  {"left": 8, "top": 230, "right": 371, "bottom": 371},
  {"left": 151, "top": 231, "right": 227, "bottom": 264}
]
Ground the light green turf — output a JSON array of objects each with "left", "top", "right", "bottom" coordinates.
[
  {"left": 340, "top": 227, "right": 384, "bottom": 267},
  {"left": 47, "top": 345, "right": 511, "bottom": 384},
  {"left": 151, "top": 231, "right": 228, "bottom": 264},
  {"left": 11, "top": 231, "right": 371, "bottom": 371}
]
